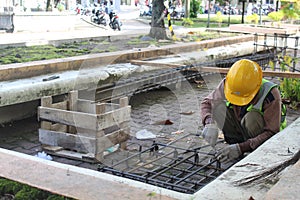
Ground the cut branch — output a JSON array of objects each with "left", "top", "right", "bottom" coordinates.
[{"left": 233, "top": 150, "right": 300, "bottom": 186}]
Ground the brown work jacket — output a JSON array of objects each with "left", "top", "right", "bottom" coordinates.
[{"left": 200, "top": 78, "right": 281, "bottom": 152}]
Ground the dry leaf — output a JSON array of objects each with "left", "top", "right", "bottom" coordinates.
[
  {"left": 180, "top": 111, "right": 195, "bottom": 115},
  {"left": 171, "top": 130, "right": 184, "bottom": 135},
  {"left": 152, "top": 119, "right": 173, "bottom": 125}
]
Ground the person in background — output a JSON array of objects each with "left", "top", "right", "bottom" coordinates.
[
  {"left": 200, "top": 59, "right": 286, "bottom": 163},
  {"left": 247, "top": 2, "right": 253, "bottom": 15}
]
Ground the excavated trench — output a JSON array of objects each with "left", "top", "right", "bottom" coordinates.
[
  {"left": 0, "top": 33, "right": 299, "bottom": 198},
  {"left": 1, "top": 53, "right": 298, "bottom": 196}
]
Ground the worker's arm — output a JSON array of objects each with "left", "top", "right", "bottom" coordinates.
[{"left": 200, "top": 79, "right": 226, "bottom": 126}]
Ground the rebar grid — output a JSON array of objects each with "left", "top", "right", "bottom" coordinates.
[
  {"left": 254, "top": 33, "right": 300, "bottom": 72},
  {"left": 98, "top": 133, "right": 230, "bottom": 194}
]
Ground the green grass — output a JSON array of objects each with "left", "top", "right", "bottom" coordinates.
[
  {"left": 165, "top": 14, "right": 270, "bottom": 28},
  {"left": 0, "top": 31, "right": 238, "bottom": 65},
  {"left": 0, "top": 177, "right": 73, "bottom": 200}
]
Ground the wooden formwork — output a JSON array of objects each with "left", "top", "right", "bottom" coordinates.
[{"left": 38, "top": 90, "right": 131, "bottom": 162}]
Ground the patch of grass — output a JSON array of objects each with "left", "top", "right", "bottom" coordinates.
[
  {"left": 0, "top": 177, "right": 73, "bottom": 200},
  {"left": 0, "top": 32, "right": 238, "bottom": 65},
  {"left": 127, "top": 38, "right": 152, "bottom": 45},
  {"left": 108, "top": 45, "right": 118, "bottom": 52}
]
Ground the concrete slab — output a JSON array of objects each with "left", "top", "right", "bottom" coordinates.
[
  {"left": 229, "top": 24, "right": 299, "bottom": 35},
  {"left": 265, "top": 159, "right": 300, "bottom": 200},
  {"left": 0, "top": 147, "right": 186, "bottom": 200}
]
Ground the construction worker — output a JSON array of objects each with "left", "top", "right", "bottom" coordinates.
[{"left": 201, "top": 59, "right": 286, "bottom": 163}]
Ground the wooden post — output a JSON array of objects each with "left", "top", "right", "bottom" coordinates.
[
  {"left": 68, "top": 90, "right": 78, "bottom": 134},
  {"left": 95, "top": 103, "right": 106, "bottom": 161},
  {"left": 119, "top": 97, "right": 129, "bottom": 150},
  {"left": 40, "top": 96, "right": 52, "bottom": 130}
]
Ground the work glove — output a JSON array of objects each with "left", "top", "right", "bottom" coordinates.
[
  {"left": 202, "top": 123, "right": 219, "bottom": 147},
  {"left": 216, "top": 144, "right": 242, "bottom": 163}
]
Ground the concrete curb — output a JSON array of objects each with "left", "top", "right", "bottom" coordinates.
[
  {"left": 0, "top": 35, "right": 254, "bottom": 82},
  {"left": 193, "top": 117, "right": 300, "bottom": 200}
]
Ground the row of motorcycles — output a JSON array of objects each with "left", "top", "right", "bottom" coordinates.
[
  {"left": 77, "top": 3, "right": 121, "bottom": 31},
  {"left": 90, "top": 8, "right": 121, "bottom": 31},
  {"left": 139, "top": 5, "right": 185, "bottom": 19}
]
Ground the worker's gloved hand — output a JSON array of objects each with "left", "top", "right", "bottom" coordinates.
[
  {"left": 216, "top": 144, "right": 242, "bottom": 163},
  {"left": 202, "top": 123, "right": 219, "bottom": 147}
]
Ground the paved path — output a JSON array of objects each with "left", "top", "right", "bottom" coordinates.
[
  {"left": 0, "top": 18, "right": 150, "bottom": 46},
  {"left": 0, "top": 5, "right": 150, "bottom": 47}
]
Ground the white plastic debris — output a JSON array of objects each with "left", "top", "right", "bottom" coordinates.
[
  {"left": 35, "top": 151, "right": 53, "bottom": 161},
  {"left": 106, "top": 144, "right": 120, "bottom": 153},
  {"left": 136, "top": 129, "right": 156, "bottom": 140},
  {"left": 103, "top": 144, "right": 120, "bottom": 156}
]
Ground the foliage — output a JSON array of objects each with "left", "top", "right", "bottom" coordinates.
[
  {"left": 280, "top": 1, "right": 300, "bottom": 21},
  {"left": 215, "top": 11, "right": 223, "bottom": 23},
  {"left": 215, "top": 11, "right": 223, "bottom": 27},
  {"left": 276, "top": 55, "right": 300, "bottom": 108},
  {"left": 268, "top": 11, "right": 285, "bottom": 22},
  {"left": 190, "top": 0, "right": 200, "bottom": 18},
  {"left": 56, "top": 3, "right": 65, "bottom": 12},
  {"left": 181, "top": 18, "right": 194, "bottom": 27},
  {"left": 246, "top": 13, "right": 259, "bottom": 24},
  {"left": 0, "top": 178, "right": 72, "bottom": 199},
  {"left": 146, "top": 191, "right": 156, "bottom": 197}
]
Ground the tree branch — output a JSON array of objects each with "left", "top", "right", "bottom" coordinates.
[{"left": 233, "top": 149, "right": 300, "bottom": 186}]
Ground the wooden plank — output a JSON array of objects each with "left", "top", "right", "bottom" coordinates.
[
  {"left": 131, "top": 60, "right": 300, "bottom": 78},
  {"left": 40, "top": 129, "right": 129, "bottom": 162},
  {"left": 131, "top": 60, "right": 181, "bottom": 68},
  {"left": 76, "top": 103, "right": 106, "bottom": 138},
  {"left": 38, "top": 106, "right": 98, "bottom": 130},
  {"left": 199, "top": 67, "right": 300, "bottom": 78},
  {"left": 97, "top": 106, "right": 131, "bottom": 130},
  {"left": 39, "top": 129, "right": 96, "bottom": 154},
  {"left": 76, "top": 128, "right": 103, "bottom": 138},
  {"left": 52, "top": 101, "right": 68, "bottom": 110},
  {"left": 77, "top": 99, "right": 97, "bottom": 113},
  {"left": 119, "top": 97, "right": 128, "bottom": 107},
  {"left": 50, "top": 123, "right": 67, "bottom": 132},
  {"left": 73, "top": 103, "right": 107, "bottom": 138},
  {"left": 42, "top": 145, "right": 63, "bottom": 152},
  {"left": 43, "top": 147, "right": 97, "bottom": 163},
  {"left": 96, "top": 129, "right": 130, "bottom": 154},
  {"left": 96, "top": 103, "right": 106, "bottom": 114}
]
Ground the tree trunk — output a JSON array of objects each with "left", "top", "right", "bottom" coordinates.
[
  {"left": 149, "top": 0, "right": 167, "bottom": 40},
  {"left": 46, "top": 0, "right": 51, "bottom": 11}
]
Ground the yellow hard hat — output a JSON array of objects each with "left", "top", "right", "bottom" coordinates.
[{"left": 224, "top": 59, "right": 262, "bottom": 106}]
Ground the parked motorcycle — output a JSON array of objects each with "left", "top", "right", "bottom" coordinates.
[
  {"left": 109, "top": 11, "right": 122, "bottom": 31},
  {"left": 91, "top": 7, "right": 108, "bottom": 26}
]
